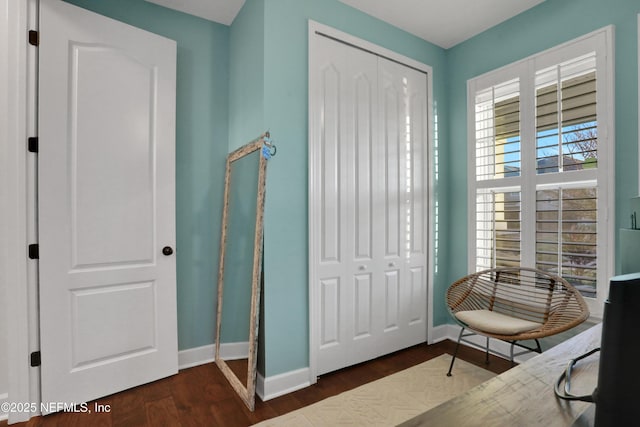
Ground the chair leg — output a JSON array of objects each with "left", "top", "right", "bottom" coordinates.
[
  {"left": 508, "top": 339, "right": 542, "bottom": 367},
  {"left": 509, "top": 341, "right": 516, "bottom": 367},
  {"left": 447, "top": 327, "right": 465, "bottom": 377},
  {"left": 485, "top": 336, "right": 490, "bottom": 365},
  {"left": 534, "top": 339, "right": 542, "bottom": 354}
]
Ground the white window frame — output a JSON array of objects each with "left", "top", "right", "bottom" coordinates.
[{"left": 467, "top": 26, "right": 615, "bottom": 318}]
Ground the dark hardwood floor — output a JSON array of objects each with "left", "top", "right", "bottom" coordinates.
[{"left": 1, "top": 341, "right": 512, "bottom": 427}]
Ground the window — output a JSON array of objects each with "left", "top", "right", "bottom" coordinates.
[{"left": 468, "top": 28, "right": 614, "bottom": 314}]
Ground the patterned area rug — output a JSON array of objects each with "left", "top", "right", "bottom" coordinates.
[{"left": 253, "top": 354, "right": 495, "bottom": 426}]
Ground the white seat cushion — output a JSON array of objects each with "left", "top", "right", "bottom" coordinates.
[{"left": 455, "top": 309, "right": 542, "bottom": 335}]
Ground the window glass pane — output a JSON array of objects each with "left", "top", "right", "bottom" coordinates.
[
  {"left": 536, "top": 54, "right": 597, "bottom": 174},
  {"left": 536, "top": 187, "right": 597, "bottom": 297},
  {"left": 476, "top": 189, "right": 521, "bottom": 271},
  {"left": 536, "top": 79, "right": 560, "bottom": 173},
  {"left": 475, "top": 79, "right": 520, "bottom": 180}
]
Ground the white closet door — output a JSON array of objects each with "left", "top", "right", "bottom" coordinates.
[
  {"left": 311, "top": 35, "right": 379, "bottom": 375},
  {"left": 344, "top": 40, "right": 383, "bottom": 368},
  {"left": 378, "top": 58, "right": 428, "bottom": 352},
  {"left": 310, "top": 33, "right": 428, "bottom": 376}
]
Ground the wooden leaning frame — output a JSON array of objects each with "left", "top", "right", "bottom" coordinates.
[{"left": 215, "top": 133, "right": 269, "bottom": 411}]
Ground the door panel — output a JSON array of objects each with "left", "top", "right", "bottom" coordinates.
[
  {"left": 71, "top": 44, "right": 155, "bottom": 268},
  {"left": 39, "top": 0, "right": 177, "bottom": 407},
  {"left": 384, "top": 270, "right": 400, "bottom": 330},
  {"left": 354, "top": 274, "right": 372, "bottom": 338},
  {"left": 409, "top": 93, "right": 427, "bottom": 256},
  {"left": 354, "top": 73, "right": 373, "bottom": 261},
  {"left": 409, "top": 267, "right": 425, "bottom": 323},
  {"left": 382, "top": 83, "right": 401, "bottom": 259},
  {"left": 319, "top": 64, "right": 342, "bottom": 264},
  {"left": 71, "top": 282, "right": 156, "bottom": 368},
  {"left": 319, "top": 277, "right": 340, "bottom": 347}
]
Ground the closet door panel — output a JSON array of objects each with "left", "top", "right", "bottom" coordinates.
[
  {"left": 319, "top": 64, "right": 342, "bottom": 264},
  {"left": 311, "top": 32, "right": 429, "bottom": 375},
  {"left": 409, "top": 92, "right": 427, "bottom": 257},
  {"left": 312, "top": 37, "right": 349, "bottom": 375},
  {"left": 379, "top": 58, "right": 428, "bottom": 345},
  {"left": 380, "top": 82, "right": 402, "bottom": 259},
  {"left": 353, "top": 73, "right": 374, "bottom": 261},
  {"left": 312, "top": 35, "right": 378, "bottom": 374},
  {"left": 344, "top": 43, "right": 381, "bottom": 366}
]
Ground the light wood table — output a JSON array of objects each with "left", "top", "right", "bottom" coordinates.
[{"left": 400, "top": 324, "right": 601, "bottom": 427}]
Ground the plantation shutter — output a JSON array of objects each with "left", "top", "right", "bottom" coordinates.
[
  {"left": 476, "top": 189, "right": 522, "bottom": 270},
  {"left": 469, "top": 29, "right": 613, "bottom": 309},
  {"left": 535, "top": 54, "right": 597, "bottom": 174},
  {"left": 475, "top": 79, "right": 521, "bottom": 181},
  {"left": 536, "top": 187, "right": 597, "bottom": 297}
]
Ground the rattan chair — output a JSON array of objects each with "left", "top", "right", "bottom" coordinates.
[{"left": 445, "top": 267, "right": 589, "bottom": 376}]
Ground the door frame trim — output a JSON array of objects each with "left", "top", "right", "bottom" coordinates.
[
  {"left": 2, "top": 0, "right": 40, "bottom": 423},
  {"left": 307, "top": 20, "right": 435, "bottom": 384}
]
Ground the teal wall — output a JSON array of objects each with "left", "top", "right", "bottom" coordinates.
[
  {"left": 229, "top": 0, "right": 266, "bottom": 148},
  {"left": 63, "top": 0, "right": 230, "bottom": 351},
  {"left": 444, "top": 0, "right": 639, "bottom": 325},
  {"left": 258, "top": 0, "right": 447, "bottom": 377}
]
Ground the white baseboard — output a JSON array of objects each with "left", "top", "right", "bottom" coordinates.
[
  {"left": 178, "top": 344, "right": 215, "bottom": 370},
  {"left": 256, "top": 367, "right": 311, "bottom": 402},
  {"left": 219, "top": 342, "right": 249, "bottom": 361},
  {"left": 177, "top": 341, "right": 249, "bottom": 370},
  {"left": 0, "top": 392, "right": 8, "bottom": 421},
  {"left": 429, "top": 324, "right": 454, "bottom": 344}
]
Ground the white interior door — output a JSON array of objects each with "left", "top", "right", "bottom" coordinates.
[
  {"left": 310, "top": 33, "right": 428, "bottom": 376},
  {"left": 38, "top": 0, "right": 178, "bottom": 407}
]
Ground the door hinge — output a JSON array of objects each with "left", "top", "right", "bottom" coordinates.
[
  {"left": 30, "top": 351, "right": 41, "bottom": 367},
  {"left": 28, "top": 137, "right": 38, "bottom": 153},
  {"left": 28, "top": 243, "right": 39, "bottom": 260},
  {"left": 28, "top": 30, "right": 39, "bottom": 46}
]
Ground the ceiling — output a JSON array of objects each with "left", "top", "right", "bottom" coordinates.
[
  {"left": 145, "top": 0, "right": 545, "bottom": 49},
  {"left": 145, "top": 0, "right": 246, "bottom": 26}
]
